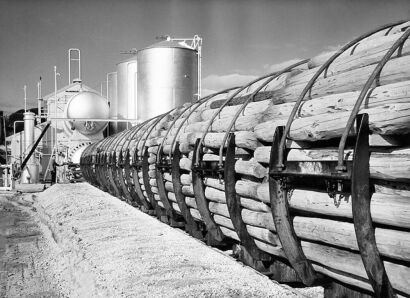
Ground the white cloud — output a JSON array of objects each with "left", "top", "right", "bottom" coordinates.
[
  {"left": 202, "top": 73, "right": 258, "bottom": 93},
  {"left": 263, "top": 58, "right": 306, "bottom": 73}
]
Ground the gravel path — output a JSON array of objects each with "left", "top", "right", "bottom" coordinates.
[{"left": 1, "top": 183, "right": 323, "bottom": 297}]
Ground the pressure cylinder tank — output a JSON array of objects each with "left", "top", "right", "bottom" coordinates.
[
  {"left": 64, "top": 91, "right": 109, "bottom": 135},
  {"left": 116, "top": 56, "right": 137, "bottom": 131},
  {"left": 137, "top": 39, "right": 198, "bottom": 121}
]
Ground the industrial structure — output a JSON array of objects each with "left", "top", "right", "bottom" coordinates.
[{"left": 1, "top": 35, "right": 202, "bottom": 185}]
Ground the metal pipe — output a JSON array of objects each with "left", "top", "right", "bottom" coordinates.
[
  {"left": 2, "top": 115, "right": 8, "bottom": 164},
  {"left": 46, "top": 117, "right": 140, "bottom": 122},
  {"left": 54, "top": 66, "right": 60, "bottom": 155},
  {"left": 68, "top": 48, "right": 81, "bottom": 84},
  {"left": 23, "top": 85, "right": 27, "bottom": 112},
  {"left": 13, "top": 120, "right": 24, "bottom": 163}
]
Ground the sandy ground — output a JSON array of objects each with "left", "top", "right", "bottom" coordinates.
[
  {"left": 0, "top": 191, "right": 62, "bottom": 297},
  {"left": 0, "top": 183, "right": 323, "bottom": 297}
]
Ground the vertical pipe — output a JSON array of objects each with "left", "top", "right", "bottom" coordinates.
[
  {"left": 68, "top": 48, "right": 81, "bottom": 84},
  {"left": 22, "top": 112, "right": 38, "bottom": 183},
  {"left": 37, "top": 78, "right": 43, "bottom": 122},
  {"left": 24, "top": 85, "right": 27, "bottom": 112},
  {"left": 54, "top": 66, "right": 59, "bottom": 155}
]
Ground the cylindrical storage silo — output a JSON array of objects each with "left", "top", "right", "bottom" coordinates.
[
  {"left": 137, "top": 40, "right": 198, "bottom": 121},
  {"left": 107, "top": 72, "right": 118, "bottom": 135},
  {"left": 116, "top": 56, "right": 137, "bottom": 131}
]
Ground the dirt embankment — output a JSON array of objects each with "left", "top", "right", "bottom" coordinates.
[{"left": 1, "top": 184, "right": 322, "bottom": 297}]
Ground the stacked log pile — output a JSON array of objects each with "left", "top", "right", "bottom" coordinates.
[{"left": 81, "top": 20, "right": 410, "bottom": 297}]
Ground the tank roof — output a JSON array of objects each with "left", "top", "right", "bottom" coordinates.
[{"left": 139, "top": 40, "right": 196, "bottom": 52}]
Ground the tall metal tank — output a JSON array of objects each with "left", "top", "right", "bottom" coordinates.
[
  {"left": 137, "top": 39, "right": 198, "bottom": 121},
  {"left": 116, "top": 56, "right": 137, "bottom": 131},
  {"left": 107, "top": 72, "right": 118, "bottom": 134}
]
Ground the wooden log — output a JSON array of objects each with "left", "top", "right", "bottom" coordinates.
[
  {"left": 268, "top": 54, "right": 410, "bottom": 104},
  {"left": 172, "top": 202, "right": 181, "bottom": 213},
  {"left": 293, "top": 216, "right": 410, "bottom": 262},
  {"left": 262, "top": 80, "right": 410, "bottom": 122},
  {"left": 254, "top": 239, "right": 286, "bottom": 258},
  {"left": 167, "top": 192, "right": 177, "bottom": 203},
  {"left": 151, "top": 186, "right": 159, "bottom": 194},
  {"left": 181, "top": 174, "right": 192, "bottom": 185},
  {"left": 149, "top": 178, "right": 157, "bottom": 187},
  {"left": 313, "top": 264, "right": 374, "bottom": 294},
  {"left": 147, "top": 155, "right": 157, "bottom": 164},
  {"left": 148, "top": 169, "right": 156, "bottom": 178},
  {"left": 201, "top": 99, "right": 271, "bottom": 121},
  {"left": 209, "top": 72, "right": 292, "bottom": 108},
  {"left": 309, "top": 27, "right": 410, "bottom": 68},
  {"left": 187, "top": 131, "right": 261, "bottom": 150},
  {"left": 148, "top": 164, "right": 156, "bottom": 170},
  {"left": 254, "top": 147, "right": 410, "bottom": 181},
  {"left": 204, "top": 177, "right": 225, "bottom": 191},
  {"left": 181, "top": 185, "right": 194, "bottom": 196},
  {"left": 165, "top": 181, "right": 174, "bottom": 192},
  {"left": 147, "top": 146, "right": 159, "bottom": 154},
  {"left": 235, "top": 179, "right": 260, "bottom": 200},
  {"left": 179, "top": 157, "right": 192, "bottom": 171},
  {"left": 241, "top": 209, "right": 276, "bottom": 231},
  {"left": 246, "top": 224, "right": 280, "bottom": 246},
  {"left": 157, "top": 201, "right": 164, "bottom": 208},
  {"left": 212, "top": 115, "right": 264, "bottom": 132},
  {"left": 162, "top": 142, "right": 193, "bottom": 155},
  {"left": 208, "top": 201, "right": 230, "bottom": 217},
  {"left": 146, "top": 136, "right": 164, "bottom": 147},
  {"left": 235, "top": 158, "right": 267, "bottom": 178},
  {"left": 185, "top": 196, "right": 197, "bottom": 209},
  {"left": 205, "top": 185, "right": 271, "bottom": 212},
  {"left": 257, "top": 183, "right": 410, "bottom": 229},
  {"left": 220, "top": 226, "right": 240, "bottom": 241},
  {"left": 205, "top": 186, "right": 226, "bottom": 203},
  {"left": 190, "top": 208, "right": 202, "bottom": 221},
  {"left": 163, "top": 172, "right": 172, "bottom": 182},
  {"left": 240, "top": 197, "right": 271, "bottom": 212},
  {"left": 255, "top": 103, "right": 410, "bottom": 142},
  {"left": 214, "top": 214, "right": 234, "bottom": 229},
  {"left": 301, "top": 241, "right": 410, "bottom": 296}
]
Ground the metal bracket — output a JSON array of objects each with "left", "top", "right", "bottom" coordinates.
[
  {"left": 269, "top": 126, "right": 317, "bottom": 286},
  {"left": 225, "top": 133, "right": 271, "bottom": 261},
  {"left": 192, "top": 138, "right": 225, "bottom": 242},
  {"left": 351, "top": 114, "right": 395, "bottom": 298},
  {"left": 172, "top": 142, "right": 205, "bottom": 239},
  {"left": 155, "top": 145, "right": 179, "bottom": 219}
]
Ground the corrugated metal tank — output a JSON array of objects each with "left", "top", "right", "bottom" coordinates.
[
  {"left": 116, "top": 56, "right": 137, "bottom": 131},
  {"left": 107, "top": 72, "right": 118, "bottom": 134},
  {"left": 137, "top": 40, "right": 198, "bottom": 121}
]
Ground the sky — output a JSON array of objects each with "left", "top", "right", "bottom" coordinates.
[{"left": 1, "top": 0, "right": 410, "bottom": 113}]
